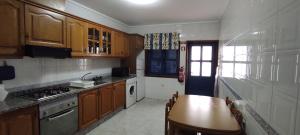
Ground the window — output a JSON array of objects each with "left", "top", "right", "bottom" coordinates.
[
  {"left": 190, "top": 46, "right": 213, "bottom": 77},
  {"left": 220, "top": 45, "right": 249, "bottom": 79},
  {"left": 145, "top": 50, "right": 179, "bottom": 78}
]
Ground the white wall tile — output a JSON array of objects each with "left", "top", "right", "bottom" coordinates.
[
  {"left": 244, "top": 111, "right": 268, "bottom": 135},
  {"left": 296, "top": 98, "right": 300, "bottom": 135},
  {"left": 220, "top": 0, "right": 300, "bottom": 134},
  {"left": 270, "top": 91, "right": 297, "bottom": 135},
  {"left": 1, "top": 58, "right": 120, "bottom": 90},
  {"left": 276, "top": 2, "right": 300, "bottom": 51}
]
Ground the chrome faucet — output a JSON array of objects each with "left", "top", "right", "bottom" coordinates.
[{"left": 81, "top": 72, "right": 92, "bottom": 81}]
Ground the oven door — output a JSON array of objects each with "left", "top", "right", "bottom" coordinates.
[{"left": 40, "top": 107, "right": 78, "bottom": 135}]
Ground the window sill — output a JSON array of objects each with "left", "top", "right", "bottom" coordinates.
[{"left": 145, "top": 75, "right": 178, "bottom": 79}]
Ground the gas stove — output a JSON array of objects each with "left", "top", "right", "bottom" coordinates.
[{"left": 21, "top": 85, "right": 71, "bottom": 101}]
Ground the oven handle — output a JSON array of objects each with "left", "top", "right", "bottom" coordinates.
[{"left": 48, "top": 109, "right": 74, "bottom": 121}]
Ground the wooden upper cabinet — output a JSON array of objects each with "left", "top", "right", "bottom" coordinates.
[
  {"left": 113, "top": 31, "right": 125, "bottom": 57},
  {"left": 67, "top": 17, "right": 87, "bottom": 56},
  {"left": 101, "top": 28, "right": 112, "bottom": 56},
  {"left": 25, "top": 4, "right": 67, "bottom": 48},
  {"left": 122, "top": 34, "right": 144, "bottom": 74},
  {"left": 123, "top": 34, "right": 130, "bottom": 57},
  {"left": 0, "top": 106, "right": 39, "bottom": 135},
  {"left": 27, "top": 0, "right": 66, "bottom": 11},
  {"left": 100, "top": 85, "right": 114, "bottom": 118},
  {"left": 113, "top": 81, "right": 126, "bottom": 110},
  {"left": 0, "top": 0, "right": 24, "bottom": 57},
  {"left": 78, "top": 89, "right": 98, "bottom": 130}
]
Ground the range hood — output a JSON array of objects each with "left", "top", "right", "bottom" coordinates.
[{"left": 25, "top": 45, "right": 71, "bottom": 59}]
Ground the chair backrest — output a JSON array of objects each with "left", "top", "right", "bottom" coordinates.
[
  {"left": 165, "top": 91, "right": 181, "bottom": 135},
  {"left": 165, "top": 102, "right": 171, "bottom": 135},
  {"left": 226, "top": 97, "right": 233, "bottom": 105},
  {"left": 231, "top": 109, "right": 246, "bottom": 135}
]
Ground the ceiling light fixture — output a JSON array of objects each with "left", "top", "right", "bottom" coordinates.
[{"left": 125, "top": 0, "right": 158, "bottom": 5}]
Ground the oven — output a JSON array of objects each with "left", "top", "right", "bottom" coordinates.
[{"left": 39, "top": 95, "right": 78, "bottom": 135}]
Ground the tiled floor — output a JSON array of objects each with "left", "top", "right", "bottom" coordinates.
[{"left": 87, "top": 98, "right": 166, "bottom": 135}]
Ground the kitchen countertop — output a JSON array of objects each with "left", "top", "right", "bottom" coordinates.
[{"left": 0, "top": 75, "right": 136, "bottom": 115}]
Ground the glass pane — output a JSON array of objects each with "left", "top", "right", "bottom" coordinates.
[
  {"left": 191, "top": 46, "right": 201, "bottom": 60},
  {"left": 202, "top": 46, "right": 212, "bottom": 60},
  {"left": 222, "top": 46, "right": 234, "bottom": 61},
  {"left": 235, "top": 46, "right": 248, "bottom": 61},
  {"left": 166, "top": 50, "right": 177, "bottom": 59},
  {"left": 221, "top": 63, "right": 234, "bottom": 77},
  {"left": 235, "top": 63, "right": 247, "bottom": 79},
  {"left": 150, "top": 60, "right": 162, "bottom": 73},
  {"left": 166, "top": 60, "right": 177, "bottom": 74},
  {"left": 191, "top": 62, "right": 200, "bottom": 76},
  {"left": 151, "top": 50, "right": 162, "bottom": 59},
  {"left": 202, "top": 62, "right": 211, "bottom": 77}
]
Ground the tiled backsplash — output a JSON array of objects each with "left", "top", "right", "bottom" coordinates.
[
  {"left": 219, "top": 0, "right": 300, "bottom": 135},
  {"left": 1, "top": 57, "right": 120, "bottom": 91}
]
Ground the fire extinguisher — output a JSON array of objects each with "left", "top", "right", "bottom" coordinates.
[{"left": 178, "top": 66, "right": 185, "bottom": 83}]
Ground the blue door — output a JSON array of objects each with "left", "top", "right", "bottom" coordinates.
[{"left": 185, "top": 41, "right": 219, "bottom": 96}]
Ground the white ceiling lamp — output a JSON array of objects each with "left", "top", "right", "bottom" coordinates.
[{"left": 125, "top": 0, "right": 158, "bottom": 5}]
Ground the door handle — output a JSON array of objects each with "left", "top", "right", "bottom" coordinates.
[{"left": 48, "top": 109, "right": 74, "bottom": 121}]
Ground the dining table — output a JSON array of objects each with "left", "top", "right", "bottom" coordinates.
[{"left": 168, "top": 95, "right": 241, "bottom": 135}]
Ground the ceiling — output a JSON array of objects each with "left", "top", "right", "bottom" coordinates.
[{"left": 73, "top": 0, "right": 229, "bottom": 26}]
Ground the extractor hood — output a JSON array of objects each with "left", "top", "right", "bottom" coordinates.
[{"left": 25, "top": 45, "right": 71, "bottom": 59}]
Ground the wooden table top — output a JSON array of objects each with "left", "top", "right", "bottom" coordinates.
[{"left": 168, "top": 95, "right": 241, "bottom": 135}]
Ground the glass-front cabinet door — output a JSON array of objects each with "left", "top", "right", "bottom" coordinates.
[
  {"left": 102, "top": 28, "right": 112, "bottom": 55},
  {"left": 87, "top": 24, "right": 101, "bottom": 55}
]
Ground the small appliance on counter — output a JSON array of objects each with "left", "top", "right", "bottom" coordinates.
[
  {"left": 112, "top": 67, "right": 129, "bottom": 77},
  {"left": 0, "top": 61, "right": 15, "bottom": 101}
]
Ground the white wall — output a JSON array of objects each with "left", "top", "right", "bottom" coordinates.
[
  {"left": 219, "top": 0, "right": 300, "bottom": 135},
  {"left": 65, "top": 0, "right": 129, "bottom": 32},
  {"left": 129, "top": 21, "right": 220, "bottom": 100},
  {"left": 128, "top": 21, "right": 220, "bottom": 41}
]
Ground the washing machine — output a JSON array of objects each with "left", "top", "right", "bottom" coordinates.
[{"left": 126, "top": 77, "right": 137, "bottom": 108}]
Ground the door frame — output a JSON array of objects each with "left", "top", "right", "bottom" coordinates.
[{"left": 185, "top": 40, "right": 219, "bottom": 95}]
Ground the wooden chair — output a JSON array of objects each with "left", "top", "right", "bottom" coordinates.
[
  {"left": 231, "top": 109, "right": 246, "bottom": 135},
  {"left": 226, "top": 97, "right": 246, "bottom": 135},
  {"left": 226, "top": 97, "right": 233, "bottom": 106},
  {"left": 165, "top": 102, "right": 171, "bottom": 135}
]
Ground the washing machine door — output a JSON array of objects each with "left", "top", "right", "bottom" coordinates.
[{"left": 129, "top": 85, "right": 136, "bottom": 97}]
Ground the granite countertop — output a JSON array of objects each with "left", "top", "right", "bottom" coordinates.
[{"left": 0, "top": 75, "right": 136, "bottom": 115}]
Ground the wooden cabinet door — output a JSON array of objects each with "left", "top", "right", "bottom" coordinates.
[
  {"left": 100, "top": 85, "right": 114, "bottom": 118},
  {"left": 0, "top": 117, "right": 6, "bottom": 135},
  {"left": 0, "top": 106, "right": 39, "bottom": 135},
  {"left": 113, "top": 31, "right": 124, "bottom": 57},
  {"left": 113, "top": 81, "right": 126, "bottom": 110},
  {"left": 0, "top": 0, "right": 24, "bottom": 57},
  {"left": 79, "top": 89, "right": 98, "bottom": 130},
  {"left": 25, "top": 5, "right": 66, "bottom": 48},
  {"left": 123, "top": 35, "right": 129, "bottom": 57},
  {"left": 67, "top": 17, "right": 87, "bottom": 56}
]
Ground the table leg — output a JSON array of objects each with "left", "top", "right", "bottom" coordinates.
[{"left": 169, "top": 122, "right": 175, "bottom": 135}]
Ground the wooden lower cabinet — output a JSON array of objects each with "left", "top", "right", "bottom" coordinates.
[
  {"left": 113, "top": 81, "right": 126, "bottom": 110},
  {"left": 78, "top": 83, "right": 125, "bottom": 130},
  {"left": 78, "top": 89, "right": 98, "bottom": 130},
  {"left": 0, "top": 106, "right": 39, "bottom": 135},
  {"left": 99, "top": 85, "right": 114, "bottom": 118}
]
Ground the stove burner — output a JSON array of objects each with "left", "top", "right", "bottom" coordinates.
[{"left": 22, "top": 86, "right": 70, "bottom": 101}]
